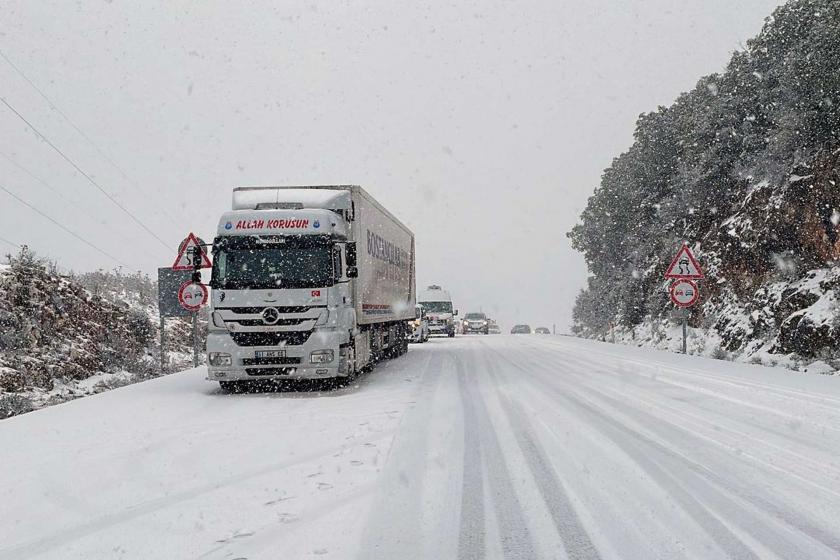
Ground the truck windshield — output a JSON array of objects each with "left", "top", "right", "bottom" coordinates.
[
  {"left": 421, "top": 301, "right": 452, "bottom": 313},
  {"left": 211, "top": 242, "right": 334, "bottom": 290}
]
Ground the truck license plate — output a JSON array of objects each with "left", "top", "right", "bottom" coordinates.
[{"left": 255, "top": 350, "right": 286, "bottom": 359}]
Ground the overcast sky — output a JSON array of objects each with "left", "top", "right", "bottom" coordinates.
[{"left": 1, "top": 0, "right": 782, "bottom": 330}]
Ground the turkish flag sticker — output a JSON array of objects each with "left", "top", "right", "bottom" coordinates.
[{"left": 311, "top": 290, "right": 321, "bottom": 297}]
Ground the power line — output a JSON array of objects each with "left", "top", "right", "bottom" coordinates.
[
  {"left": 0, "top": 151, "right": 163, "bottom": 262},
  {"left": 0, "top": 150, "right": 94, "bottom": 215},
  {"left": 0, "top": 234, "right": 20, "bottom": 249},
  {"left": 0, "top": 183, "right": 132, "bottom": 268},
  {"left": 0, "top": 49, "right": 182, "bottom": 226},
  {"left": 0, "top": 96, "right": 172, "bottom": 252}
]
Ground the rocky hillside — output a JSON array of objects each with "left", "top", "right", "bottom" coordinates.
[
  {"left": 0, "top": 247, "right": 203, "bottom": 418},
  {"left": 569, "top": 0, "right": 840, "bottom": 369}
]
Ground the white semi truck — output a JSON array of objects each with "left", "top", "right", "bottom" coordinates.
[{"left": 206, "top": 186, "right": 415, "bottom": 390}]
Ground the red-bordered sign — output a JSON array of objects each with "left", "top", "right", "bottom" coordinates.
[
  {"left": 172, "top": 232, "right": 211, "bottom": 271},
  {"left": 178, "top": 281, "right": 208, "bottom": 312},
  {"left": 669, "top": 279, "right": 699, "bottom": 308},
  {"left": 665, "top": 243, "right": 704, "bottom": 279}
]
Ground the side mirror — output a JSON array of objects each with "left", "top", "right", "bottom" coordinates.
[
  {"left": 347, "top": 266, "right": 358, "bottom": 278},
  {"left": 346, "top": 242, "right": 357, "bottom": 267}
]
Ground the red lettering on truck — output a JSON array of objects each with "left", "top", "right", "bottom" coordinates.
[
  {"left": 235, "top": 219, "right": 265, "bottom": 230},
  {"left": 235, "top": 218, "right": 310, "bottom": 230}
]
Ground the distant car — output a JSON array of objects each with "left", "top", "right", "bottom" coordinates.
[
  {"left": 488, "top": 323, "right": 501, "bottom": 334},
  {"left": 462, "top": 312, "right": 490, "bottom": 334},
  {"left": 511, "top": 324, "right": 532, "bottom": 334},
  {"left": 534, "top": 327, "right": 551, "bottom": 334}
]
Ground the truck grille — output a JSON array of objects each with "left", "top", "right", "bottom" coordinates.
[
  {"left": 231, "top": 331, "right": 312, "bottom": 347},
  {"left": 242, "top": 357, "right": 302, "bottom": 366},
  {"left": 235, "top": 318, "right": 310, "bottom": 327},
  {"left": 222, "top": 306, "right": 314, "bottom": 314},
  {"left": 246, "top": 367, "right": 296, "bottom": 376}
]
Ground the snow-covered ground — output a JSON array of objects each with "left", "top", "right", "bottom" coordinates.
[{"left": 1, "top": 335, "right": 839, "bottom": 559}]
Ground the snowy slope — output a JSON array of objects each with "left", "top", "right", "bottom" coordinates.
[
  {"left": 0, "top": 257, "right": 200, "bottom": 418},
  {"left": 1, "top": 336, "right": 839, "bottom": 559},
  {"left": 569, "top": 1, "right": 840, "bottom": 369}
]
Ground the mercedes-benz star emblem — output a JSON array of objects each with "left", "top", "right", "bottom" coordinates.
[{"left": 261, "top": 307, "right": 280, "bottom": 325}]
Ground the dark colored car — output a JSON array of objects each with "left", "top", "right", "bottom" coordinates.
[
  {"left": 534, "top": 327, "right": 551, "bottom": 334},
  {"left": 511, "top": 324, "right": 532, "bottom": 334},
  {"left": 462, "top": 312, "right": 489, "bottom": 334}
]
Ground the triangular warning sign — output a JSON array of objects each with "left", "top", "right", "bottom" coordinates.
[
  {"left": 665, "top": 244, "right": 704, "bottom": 279},
  {"left": 172, "top": 233, "right": 211, "bottom": 270}
]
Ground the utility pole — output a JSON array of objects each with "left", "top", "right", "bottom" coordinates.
[{"left": 192, "top": 311, "right": 199, "bottom": 367}]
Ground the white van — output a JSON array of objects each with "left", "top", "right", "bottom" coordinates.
[{"left": 418, "top": 285, "right": 457, "bottom": 337}]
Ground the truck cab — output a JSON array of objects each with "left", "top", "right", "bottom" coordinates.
[{"left": 206, "top": 186, "right": 415, "bottom": 389}]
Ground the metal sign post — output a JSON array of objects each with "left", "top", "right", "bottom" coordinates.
[
  {"left": 192, "top": 311, "right": 199, "bottom": 368},
  {"left": 158, "top": 234, "right": 211, "bottom": 372},
  {"left": 181, "top": 242, "right": 210, "bottom": 369},
  {"left": 178, "top": 277, "right": 208, "bottom": 368},
  {"left": 670, "top": 308, "right": 690, "bottom": 354},
  {"left": 666, "top": 242, "right": 703, "bottom": 355}
]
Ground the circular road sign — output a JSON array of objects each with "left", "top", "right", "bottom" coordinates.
[
  {"left": 669, "top": 279, "right": 699, "bottom": 308},
  {"left": 178, "top": 281, "right": 208, "bottom": 312}
]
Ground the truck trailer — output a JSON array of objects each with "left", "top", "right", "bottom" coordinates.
[{"left": 206, "top": 185, "right": 416, "bottom": 390}]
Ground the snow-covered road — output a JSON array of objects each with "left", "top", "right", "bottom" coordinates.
[{"left": 2, "top": 336, "right": 840, "bottom": 559}]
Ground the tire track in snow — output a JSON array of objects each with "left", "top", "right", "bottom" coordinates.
[
  {"left": 480, "top": 348, "right": 602, "bottom": 560},
  {"left": 455, "top": 349, "right": 536, "bottom": 560},
  {"left": 527, "top": 336, "right": 840, "bottom": 412},
  {"left": 519, "top": 342, "right": 840, "bottom": 476},
  {"left": 566, "top": 380, "right": 840, "bottom": 557},
  {"left": 455, "top": 355, "right": 486, "bottom": 560},
  {"left": 355, "top": 351, "right": 445, "bottom": 559},
  {"left": 504, "top": 349, "right": 763, "bottom": 559},
  {"left": 502, "top": 345, "right": 840, "bottom": 559},
  {"left": 522, "top": 346, "right": 840, "bottom": 501},
  {"left": 574, "top": 361, "right": 840, "bottom": 495}
]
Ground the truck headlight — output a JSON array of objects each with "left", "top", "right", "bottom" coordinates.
[
  {"left": 310, "top": 350, "right": 334, "bottom": 364},
  {"left": 315, "top": 309, "right": 330, "bottom": 326},
  {"left": 208, "top": 352, "right": 232, "bottom": 367},
  {"left": 211, "top": 311, "right": 226, "bottom": 329}
]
